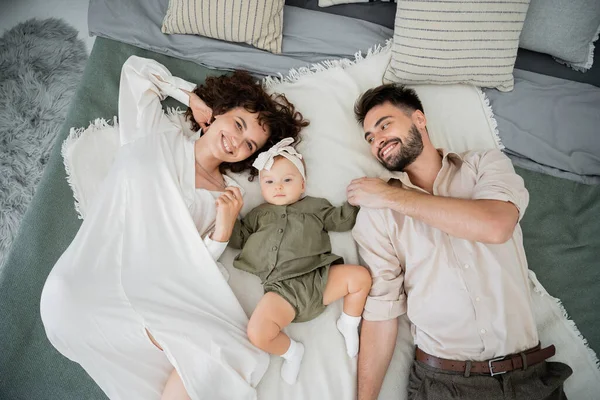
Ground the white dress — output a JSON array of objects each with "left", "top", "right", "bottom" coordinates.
[{"left": 40, "top": 56, "right": 269, "bottom": 400}]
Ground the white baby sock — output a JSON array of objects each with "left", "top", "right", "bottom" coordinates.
[
  {"left": 280, "top": 339, "right": 305, "bottom": 385},
  {"left": 337, "top": 312, "right": 362, "bottom": 358}
]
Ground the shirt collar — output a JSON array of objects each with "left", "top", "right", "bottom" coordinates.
[{"left": 383, "top": 148, "right": 464, "bottom": 189}]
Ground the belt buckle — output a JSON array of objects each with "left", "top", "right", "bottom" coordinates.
[{"left": 488, "top": 356, "right": 507, "bottom": 376}]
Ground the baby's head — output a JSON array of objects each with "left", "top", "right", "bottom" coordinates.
[
  {"left": 252, "top": 138, "right": 306, "bottom": 206},
  {"left": 259, "top": 156, "right": 305, "bottom": 205}
]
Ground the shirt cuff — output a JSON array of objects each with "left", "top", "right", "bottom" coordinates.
[
  {"left": 163, "top": 76, "right": 196, "bottom": 107},
  {"left": 473, "top": 193, "right": 524, "bottom": 221},
  {"left": 203, "top": 235, "right": 228, "bottom": 261},
  {"left": 362, "top": 295, "right": 407, "bottom": 322}
]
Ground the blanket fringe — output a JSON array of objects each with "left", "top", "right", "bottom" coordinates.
[
  {"left": 554, "top": 23, "right": 599, "bottom": 72},
  {"left": 479, "top": 90, "right": 504, "bottom": 150},
  {"left": 61, "top": 117, "right": 118, "bottom": 220},
  {"left": 166, "top": 106, "right": 186, "bottom": 118},
  {"left": 529, "top": 271, "right": 600, "bottom": 372},
  {"left": 262, "top": 39, "right": 393, "bottom": 89}
]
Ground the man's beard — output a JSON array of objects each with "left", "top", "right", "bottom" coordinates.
[{"left": 378, "top": 124, "right": 424, "bottom": 171}]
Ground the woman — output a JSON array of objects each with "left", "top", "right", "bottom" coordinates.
[{"left": 39, "top": 56, "right": 307, "bottom": 400}]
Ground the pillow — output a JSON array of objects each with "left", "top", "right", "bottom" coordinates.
[
  {"left": 519, "top": 0, "right": 600, "bottom": 72},
  {"left": 161, "top": 0, "right": 285, "bottom": 54},
  {"left": 257, "top": 46, "right": 502, "bottom": 207},
  {"left": 384, "top": 0, "right": 531, "bottom": 92}
]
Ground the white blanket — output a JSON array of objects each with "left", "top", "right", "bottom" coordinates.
[{"left": 63, "top": 44, "right": 600, "bottom": 400}]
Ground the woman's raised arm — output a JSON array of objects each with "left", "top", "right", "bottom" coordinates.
[{"left": 118, "top": 56, "right": 196, "bottom": 146}]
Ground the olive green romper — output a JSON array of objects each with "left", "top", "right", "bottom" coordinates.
[{"left": 229, "top": 196, "right": 359, "bottom": 322}]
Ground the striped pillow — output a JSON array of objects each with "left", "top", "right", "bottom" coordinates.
[
  {"left": 385, "top": 0, "right": 531, "bottom": 91},
  {"left": 161, "top": 0, "right": 285, "bottom": 54}
]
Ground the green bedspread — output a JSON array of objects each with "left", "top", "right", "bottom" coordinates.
[{"left": 0, "top": 37, "right": 598, "bottom": 399}]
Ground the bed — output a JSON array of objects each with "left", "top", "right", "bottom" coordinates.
[{"left": 1, "top": 1, "right": 599, "bottom": 399}]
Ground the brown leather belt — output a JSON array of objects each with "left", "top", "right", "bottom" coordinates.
[{"left": 415, "top": 344, "right": 555, "bottom": 376}]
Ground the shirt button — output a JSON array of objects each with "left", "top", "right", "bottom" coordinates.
[
  {"left": 272, "top": 246, "right": 278, "bottom": 251},
  {"left": 464, "top": 264, "right": 470, "bottom": 269},
  {"left": 281, "top": 214, "right": 286, "bottom": 218},
  {"left": 475, "top": 297, "right": 481, "bottom": 302},
  {"left": 277, "top": 228, "right": 283, "bottom": 233},
  {"left": 480, "top": 329, "right": 487, "bottom": 335}
]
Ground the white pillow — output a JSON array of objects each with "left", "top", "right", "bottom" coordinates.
[{"left": 256, "top": 45, "right": 501, "bottom": 207}]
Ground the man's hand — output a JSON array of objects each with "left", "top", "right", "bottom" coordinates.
[
  {"left": 182, "top": 89, "right": 213, "bottom": 131},
  {"left": 347, "top": 178, "right": 403, "bottom": 209},
  {"left": 212, "top": 187, "right": 243, "bottom": 242}
]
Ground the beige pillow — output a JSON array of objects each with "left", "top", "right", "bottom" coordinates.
[
  {"left": 161, "top": 0, "right": 285, "bottom": 54},
  {"left": 385, "top": 0, "right": 531, "bottom": 91}
]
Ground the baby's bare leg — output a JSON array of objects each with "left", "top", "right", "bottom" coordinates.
[
  {"left": 247, "top": 292, "right": 296, "bottom": 355},
  {"left": 248, "top": 292, "right": 303, "bottom": 384},
  {"left": 323, "top": 264, "right": 372, "bottom": 315},
  {"left": 161, "top": 369, "right": 191, "bottom": 400},
  {"left": 322, "top": 264, "right": 372, "bottom": 357}
]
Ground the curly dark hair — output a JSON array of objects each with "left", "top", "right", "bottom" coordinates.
[{"left": 185, "top": 70, "right": 309, "bottom": 181}]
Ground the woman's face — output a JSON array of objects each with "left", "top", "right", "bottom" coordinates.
[{"left": 203, "top": 107, "right": 270, "bottom": 163}]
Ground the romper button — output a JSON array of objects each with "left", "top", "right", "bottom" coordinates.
[
  {"left": 272, "top": 246, "right": 278, "bottom": 251},
  {"left": 278, "top": 228, "right": 283, "bottom": 233},
  {"left": 281, "top": 214, "right": 286, "bottom": 218}
]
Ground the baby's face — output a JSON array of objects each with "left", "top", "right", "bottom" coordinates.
[{"left": 260, "top": 157, "right": 305, "bottom": 206}]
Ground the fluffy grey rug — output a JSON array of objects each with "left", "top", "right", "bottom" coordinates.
[{"left": 0, "top": 18, "right": 88, "bottom": 268}]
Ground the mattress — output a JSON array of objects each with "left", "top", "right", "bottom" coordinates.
[{"left": 1, "top": 36, "right": 599, "bottom": 400}]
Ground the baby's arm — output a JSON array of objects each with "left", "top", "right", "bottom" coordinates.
[{"left": 320, "top": 200, "right": 360, "bottom": 232}]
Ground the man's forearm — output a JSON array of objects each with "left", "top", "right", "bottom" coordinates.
[
  {"left": 358, "top": 318, "right": 399, "bottom": 400},
  {"left": 387, "top": 190, "right": 518, "bottom": 244}
]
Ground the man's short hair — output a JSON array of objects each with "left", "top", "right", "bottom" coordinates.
[{"left": 354, "top": 83, "right": 424, "bottom": 126}]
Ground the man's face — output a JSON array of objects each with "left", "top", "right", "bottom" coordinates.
[{"left": 362, "top": 102, "right": 424, "bottom": 171}]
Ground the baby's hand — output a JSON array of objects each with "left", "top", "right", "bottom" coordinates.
[{"left": 213, "top": 186, "right": 243, "bottom": 242}]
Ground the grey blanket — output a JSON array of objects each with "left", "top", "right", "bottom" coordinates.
[
  {"left": 88, "top": 0, "right": 393, "bottom": 77},
  {"left": 486, "top": 69, "right": 600, "bottom": 184}
]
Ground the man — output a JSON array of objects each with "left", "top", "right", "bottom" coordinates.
[{"left": 346, "top": 84, "right": 572, "bottom": 400}]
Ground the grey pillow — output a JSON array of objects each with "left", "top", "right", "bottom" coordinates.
[{"left": 519, "top": 0, "right": 600, "bottom": 71}]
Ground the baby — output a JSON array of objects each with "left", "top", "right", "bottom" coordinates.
[{"left": 228, "top": 138, "right": 372, "bottom": 385}]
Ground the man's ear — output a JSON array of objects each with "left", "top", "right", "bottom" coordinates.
[{"left": 412, "top": 110, "right": 427, "bottom": 130}]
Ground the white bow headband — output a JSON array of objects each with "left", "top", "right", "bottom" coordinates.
[{"left": 252, "top": 137, "right": 306, "bottom": 180}]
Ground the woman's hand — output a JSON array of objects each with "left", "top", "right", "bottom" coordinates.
[
  {"left": 182, "top": 89, "right": 212, "bottom": 131},
  {"left": 212, "top": 187, "right": 244, "bottom": 242}
]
